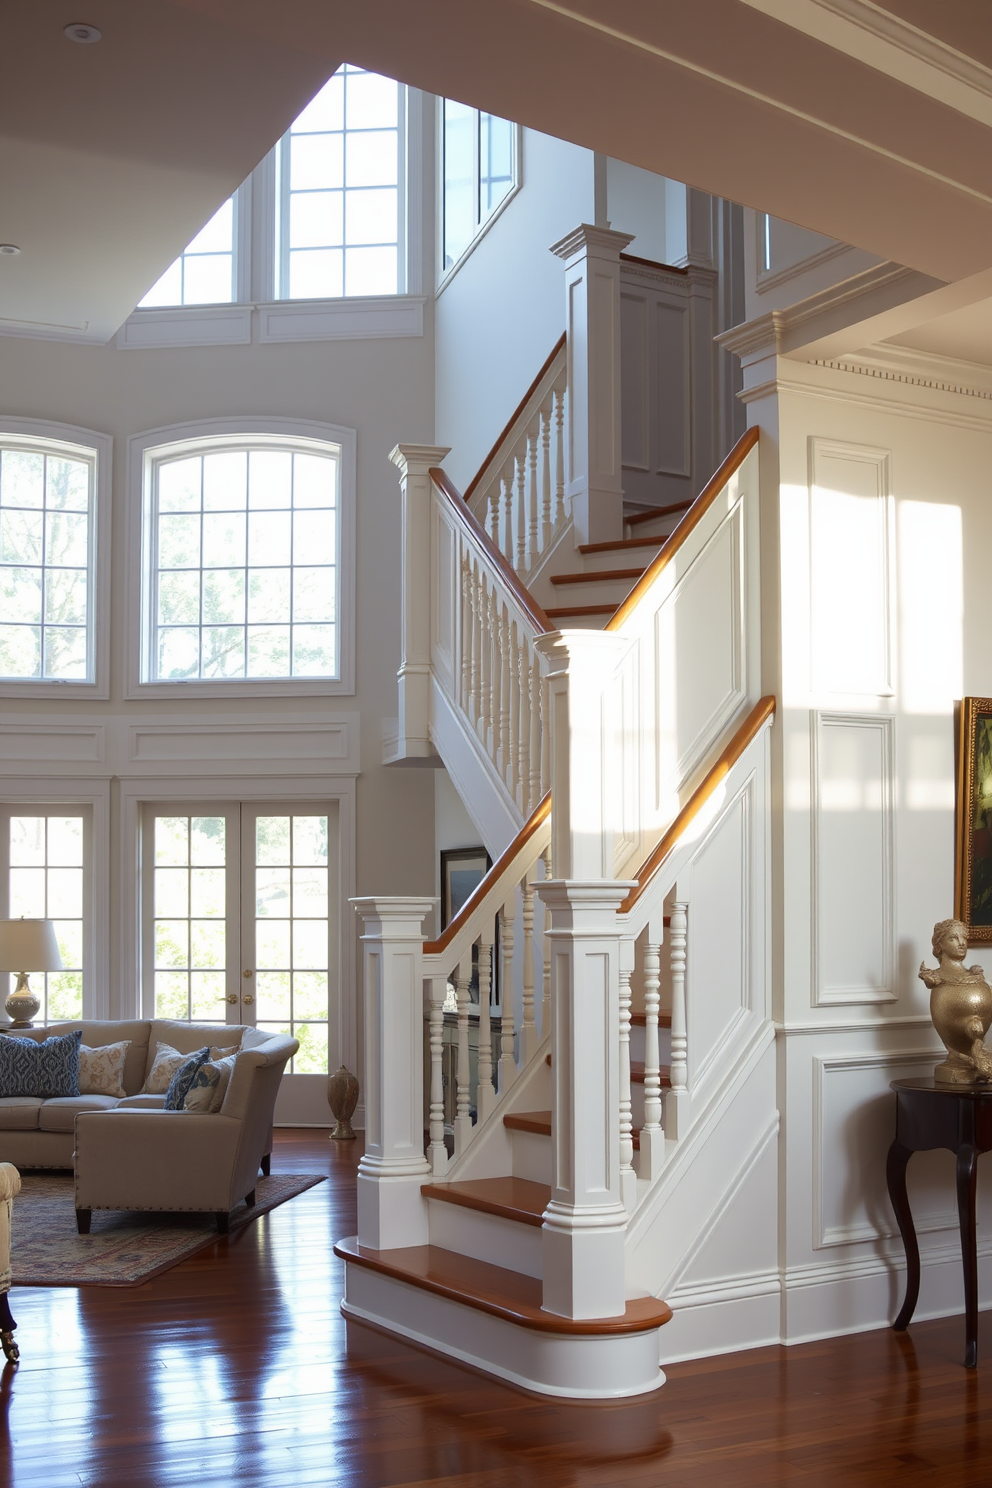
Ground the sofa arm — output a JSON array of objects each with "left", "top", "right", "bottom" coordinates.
[
  {"left": 74, "top": 1110, "right": 242, "bottom": 1214},
  {"left": 0, "top": 1164, "right": 20, "bottom": 1205}
]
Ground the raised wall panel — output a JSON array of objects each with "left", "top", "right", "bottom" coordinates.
[
  {"left": 125, "top": 715, "right": 359, "bottom": 774},
  {"left": 686, "top": 778, "right": 751, "bottom": 1088},
  {"left": 655, "top": 299, "right": 690, "bottom": 478},
  {"left": 812, "top": 712, "right": 894, "bottom": 1005},
  {"left": 809, "top": 439, "right": 892, "bottom": 696},
  {"left": 0, "top": 723, "right": 104, "bottom": 765},
  {"left": 619, "top": 293, "right": 649, "bottom": 471},
  {"left": 813, "top": 1051, "right": 952, "bottom": 1248},
  {"left": 655, "top": 501, "right": 744, "bottom": 804}
]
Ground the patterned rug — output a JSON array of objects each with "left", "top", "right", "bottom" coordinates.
[{"left": 10, "top": 1172, "right": 325, "bottom": 1287}]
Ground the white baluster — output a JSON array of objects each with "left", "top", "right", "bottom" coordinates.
[
  {"left": 636, "top": 934, "right": 665, "bottom": 1182},
  {"left": 468, "top": 563, "right": 480, "bottom": 726},
  {"left": 553, "top": 383, "right": 566, "bottom": 528},
  {"left": 529, "top": 655, "right": 541, "bottom": 814},
  {"left": 499, "top": 605, "right": 511, "bottom": 786},
  {"left": 517, "top": 634, "right": 530, "bottom": 813},
  {"left": 500, "top": 463, "right": 514, "bottom": 563},
  {"left": 668, "top": 901, "right": 689, "bottom": 1140},
  {"left": 515, "top": 451, "right": 527, "bottom": 572},
  {"left": 479, "top": 574, "right": 492, "bottom": 748},
  {"left": 618, "top": 950, "right": 636, "bottom": 1211},
  {"left": 488, "top": 589, "right": 501, "bottom": 768},
  {"left": 427, "top": 975, "right": 449, "bottom": 1175},
  {"left": 541, "top": 844, "right": 552, "bottom": 1038},
  {"left": 507, "top": 620, "right": 520, "bottom": 800},
  {"left": 519, "top": 870, "right": 538, "bottom": 1063},
  {"left": 540, "top": 398, "right": 553, "bottom": 549},
  {"left": 477, "top": 932, "right": 496, "bottom": 1124},
  {"left": 498, "top": 895, "right": 518, "bottom": 1092},
  {"left": 454, "top": 960, "right": 473, "bottom": 1154},
  {"left": 459, "top": 552, "right": 472, "bottom": 714},
  {"left": 487, "top": 483, "right": 500, "bottom": 544},
  {"left": 540, "top": 661, "right": 550, "bottom": 800},
  {"left": 526, "top": 417, "right": 540, "bottom": 569}
]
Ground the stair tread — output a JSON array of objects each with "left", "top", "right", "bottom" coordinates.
[
  {"left": 550, "top": 567, "right": 646, "bottom": 586},
  {"left": 503, "top": 1110, "right": 555, "bottom": 1136},
  {"left": 626, "top": 499, "right": 693, "bottom": 526},
  {"left": 335, "top": 1236, "right": 673, "bottom": 1335},
  {"left": 422, "top": 1176, "right": 549, "bottom": 1226},
  {"left": 578, "top": 534, "right": 666, "bottom": 555},
  {"left": 630, "top": 1011, "right": 673, "bottom": 1028},
  {"left": 630, "top": 1062, "right": 672, "bottom": 1087},
  {"left": 545, "top": 603, "right": 617, "bottom": 618}
]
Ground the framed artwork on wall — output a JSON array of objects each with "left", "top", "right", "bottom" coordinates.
[
  {"left": 440, "top": 846, "right": 491, "bottom": 930},
  {"left": 956, "top": 696, "right": 992, "bottom": 941}
]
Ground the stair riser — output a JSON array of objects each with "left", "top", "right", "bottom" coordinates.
[
  {"left": 545, "top": 612, "right": 611, "bottom": 630},
  {"left": 509, "top": 1127, "right": 552, "bottom": 1185},
  {"left": 427, "top": 1197, "right": 544, "bottom": 1279},
  {"left": 579, "top": 544, "right": 663, "bottom": 575},
  {"left": 623, "top": 515, "right": 684, "bottom": 542},
  {"left": 549, "top": 577, "right": 641, "bottom": 608}
]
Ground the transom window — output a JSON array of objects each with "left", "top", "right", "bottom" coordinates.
[
  {"left": 441, "top": 100, "right": 516, "bottom": 274},
  {"left": 139, "top": 199, "right": 237, "bottom": 309},
  {"left": 0, "top": 809, "right": 88, "bottom": 1022},
  {"left": 146, "top": 439, "right": 339, "bottom": 682},
  {"left": 0, "top": 436, "right": 95, "bottom": 682}
]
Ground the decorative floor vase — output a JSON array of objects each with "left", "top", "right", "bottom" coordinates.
[{"left": 327, "top": 1065, "right": 359, "bottom": 1140}]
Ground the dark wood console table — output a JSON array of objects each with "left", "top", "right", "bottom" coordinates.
[{"left": 886, "top": 1077, "right": 992, "bottom": 1368}]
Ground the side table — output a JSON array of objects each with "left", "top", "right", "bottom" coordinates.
[{"left": 886, "top": 1076, "right": 992, "bottom": 1368}]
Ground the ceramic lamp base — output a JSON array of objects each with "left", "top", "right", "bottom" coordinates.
[{"left": 5, "top": 972, "right": 39, "bottom": 1029}]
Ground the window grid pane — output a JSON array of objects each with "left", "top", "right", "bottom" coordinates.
[
  {"left": 283, "top": 65, "right": 400, "bottom": 299},
  {"left": 255, "top": 814, "right": 329, "bottom": 1073},
  {"left": 6, "top": 815, "right": 85, "bottom": 1021},
  {"left": 151, "top": 446, "right": 339, "bottom": 681},
  {"left": 152, "top": 815, "right": 227, "bottom": 1022},
  {"left": 443, "top": 102, "right": 515, "bottom": 275},
  {"left": 0, "top": 446, "right": 93, "bottom": 681},
  {"left": 139, "top": 199, "right": 236, "bottom": 309}
]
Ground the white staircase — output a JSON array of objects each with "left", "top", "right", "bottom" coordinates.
[{"left": 340, "top": 224, "right": 774, "bottom": 1399}]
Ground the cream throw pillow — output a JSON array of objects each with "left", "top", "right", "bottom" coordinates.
[
  {"left": 79, "top": 1040, "right": 131, "bottom": 1099},
  {"left": 143, "top": 1039, "right": 241, "bottom": 1095},
  {"left": 183, "top": 1051, "right": 239, "bottom": 1114},
  {"left": 208, "top": 1053, "right": 239, "bottom": 1113}
]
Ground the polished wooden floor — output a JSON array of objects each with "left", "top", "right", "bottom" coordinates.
[{"left": 3, "top": 1131, "right": 992, "bottom": 1486}]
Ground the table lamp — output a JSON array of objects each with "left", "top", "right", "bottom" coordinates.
[{"left": 0, "top": 919, "right": 63, "bottom": 1028}]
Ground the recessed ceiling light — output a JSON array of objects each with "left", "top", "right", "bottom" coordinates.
[
  {"left": 64, "top": 22, "right": 102, "bottom": 43},
  {"left": 0, "top": 245, "right": 21, "bottom": 256}
]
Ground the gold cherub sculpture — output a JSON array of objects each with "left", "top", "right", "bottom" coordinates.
[{"left": 919, "top": 918, "right": 992, "bottom": 1084}]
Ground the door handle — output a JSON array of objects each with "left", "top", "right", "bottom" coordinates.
[
  {"left": 242, "top": 993, "right": 255, "bottom": 1005},
  {"left": 226, "top": 994, "right": 238, "bottom": 1005}
]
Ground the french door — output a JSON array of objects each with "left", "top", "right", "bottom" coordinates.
[{"left": 141, "top": 801, "right": 337, "bottom": 1123}]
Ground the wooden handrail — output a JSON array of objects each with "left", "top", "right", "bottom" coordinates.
[
  {"left": 619, "top": 251, "right": 689, "bottom": 276},
  {"left": 619, "top": 695, "right": 776, "bottom": 916},
  {"left": 606, "top": 427, "right": 760, "bottom": 633},
  {"left": 424, "top": 793, "right": 552, "bottom": 956},
  {"left": 463, "top": 333, "right": 567, "bottom": 504},
  {"left": 430, "top": 467, "right": 553, "bottom": 635}
]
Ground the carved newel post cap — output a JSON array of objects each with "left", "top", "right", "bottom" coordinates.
[{"left": 327, "top": 1064, "right": 360, "bottom": 1140}]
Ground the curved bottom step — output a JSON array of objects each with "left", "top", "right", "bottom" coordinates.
[{"left": 336, "top": 1236, "right": 672, "bottom": 1399}]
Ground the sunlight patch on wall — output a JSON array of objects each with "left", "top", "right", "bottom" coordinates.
[{"left": 897, "top": 499, "right": 963, "bottom": 716}]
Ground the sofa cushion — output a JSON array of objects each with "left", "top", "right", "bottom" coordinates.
[
  {"left": 116, "top": 1094, "right": 166, "bottom": 1110},
  {"left": 38, "top": 1095, "right": 120, "bottom": 1132},
  {"left": 13, "top": 1022, "right": 152, "bottom": 1097},
  {"left": 145, "top": 1021, "right": 247, "bottom": 1083},
  {"left": 164, "top": 1048, "right": 211, "bottom": 1111},
  {"left": 0, "top": 1097, "right": 43, "bottom": 1130},
  {"left": 79, "top": 1040, "right": 130, "bottom": 1099},
  {"left": 0, "top": 1030, "right": 81, "bottom": 1098},
  {"left": 141, "top": 1042, "right": 187, "bottom": 1095}
]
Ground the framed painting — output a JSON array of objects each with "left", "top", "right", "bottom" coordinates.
[
  {"left": 440, "top": 846, "right": 491, "bottom": 930},
  {"left": 956, "top": 697, "right": 992, "bottom": 940}
]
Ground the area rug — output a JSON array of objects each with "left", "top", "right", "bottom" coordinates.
[{"left": 10, "top": 1172, "right": 325, "bottom": 1287}]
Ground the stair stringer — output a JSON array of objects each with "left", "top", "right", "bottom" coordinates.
[
  {"left": 429, "top": 674, "right": 523, "bottom": 858},
  {"left": 624, "top": 1023, "right": 779, "bottom": 1357}
]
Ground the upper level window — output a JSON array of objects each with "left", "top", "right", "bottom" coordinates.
[
  {"left": 130, "top": 418, "right": 355, "bottom": 698},
  {"left": 441, "top": 101, "right": 516, "bottom": 275},
  {"left": 278, "top": 66, "right": 403, "bottom": 299},
  {"left": 0, "top": 434, "right": 96, "bottom": 684},
  {"left": 139, "top": 199, "right": 238, "bottom": 309}
]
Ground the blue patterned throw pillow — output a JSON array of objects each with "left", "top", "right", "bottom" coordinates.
[
  {"left": 163, "top": 1047, "right": 211, "bottom": 1111},
  {"left": 0, "top": 1030, "right": 82, "bottom": 1098}
]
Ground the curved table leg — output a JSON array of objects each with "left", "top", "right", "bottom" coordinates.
[
  {"left": 887, "top": 1139, "right": 920, "bottom": 1332},
  {"left": 957, "top": 1143, "right": 979, "bottom": 1369}
]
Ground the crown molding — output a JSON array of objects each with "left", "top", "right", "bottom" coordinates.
[{"left": 815, "top": 343, "right": 992, "bottom": 401}]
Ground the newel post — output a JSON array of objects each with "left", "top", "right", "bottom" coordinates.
[
  {"left": 549, "top": 224, "right": 632, "bottom": 547},
  {"left": 352, "top": 897, "right": 435, "bottom": 1250},
  {"left": 388, "top": 444, "right": 450, "bottom": 761}
]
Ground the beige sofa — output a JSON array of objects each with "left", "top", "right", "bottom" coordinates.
[{"left": 0, "top": 1020, "right": 298, "bottom": 1232}]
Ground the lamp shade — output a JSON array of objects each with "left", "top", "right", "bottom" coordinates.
[{"left": 0, "top": 919, "right": 63, "bottom": 973}]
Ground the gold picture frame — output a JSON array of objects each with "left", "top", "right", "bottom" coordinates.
[{"left": 955, "top": 696, "right": 992, "bottom": 942}]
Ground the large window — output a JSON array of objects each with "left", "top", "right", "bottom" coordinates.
[
  {"left": 138, "top": 65, "right": 404, "bottom": 309},
  {"left": 441, "top": 100, "right": 516, "bottom": 275},
  {"left": 0, "top": 436, "right": 96, "bottom": 683},
  {"left": 0, "top": 808, "right": 88, "bottom": 1022}
]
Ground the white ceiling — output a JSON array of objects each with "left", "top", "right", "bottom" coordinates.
[{"left": 4, "top": 0, "right": 992, "bottom": 344}]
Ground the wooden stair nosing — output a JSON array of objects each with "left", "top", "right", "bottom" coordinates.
[
  {"left": 421, "top": 1177, "right": 549, "bottom": 1227},
  {"left": 335, "top": 1236, "right": 673, "bottom": 1335},
  {"left": 578, "top": 534, "right": 666, "bottom": 555},
  {"left": 550, "top": 566, "right": 646, "bottom": 586}
]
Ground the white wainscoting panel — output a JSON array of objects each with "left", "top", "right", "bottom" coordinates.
[
  {"left": 0, "top": 722, "right": 105, "bottom": 767},
  {"left": 809, "top": 438, "right": 892, "bottom": 696},
  {"left": 655, "top": 298, "right": 691, "bottom": 479},
  {"left": 126, "top": 715, "right": 359, "bottom": 773},
  {"left": 812, "top": 1051, "right": 955, "bottom": 1250},
  {"left": 811, "top": 711, "right": 894, "bottom": 1005}
]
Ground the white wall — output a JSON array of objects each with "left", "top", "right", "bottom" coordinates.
[
  {"left": 434, "top": 127, "right": 595, "bottom": 492},
  {"left": 0, "top": 325, "right": 438, "bottom": 1080},
  {"left": 743, "top": 209, "right": 882, "bottom": 319}
]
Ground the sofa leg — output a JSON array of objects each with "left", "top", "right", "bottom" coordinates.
[
  {"left": 260, "top": 1153, "right": 271, "bottom": 1177},
  {"left": 244, "top": 1189, "right": 256, "bottom": 1208},
  {"left": 216, "top": 1212, "right": 230, "bottom": 1234},
  {"left": 75, "top": 1208, "right": 91, "bottom": 1235}
]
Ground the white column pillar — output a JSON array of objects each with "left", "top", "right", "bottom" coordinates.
[
  {"left": 538, "top": 879, "right": 634, "bottom": 1319},
  {"left": 549, "top": 224, "right": 632, "bottom": 547},
  {"left": 535, "top": 628, "right": 631, "bottom": 882},
  {"left": 388, "top": 444, "right": 450, "bottom": 761},
  {"left": 352, "top": 897, "right": 434, "bottom": 1250}
]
